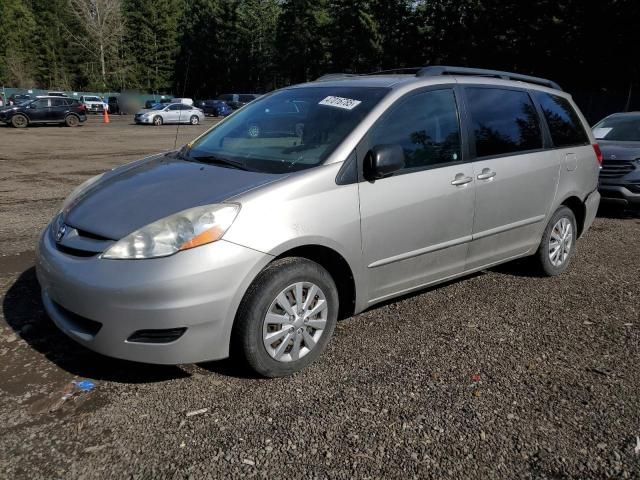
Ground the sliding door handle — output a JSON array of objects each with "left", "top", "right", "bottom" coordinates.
[
  {"left": 477, "top": 168, "right": 496, "bottom": 180},
  {"left": 451, "top": 174, "right": 473, "bottom": 186}
]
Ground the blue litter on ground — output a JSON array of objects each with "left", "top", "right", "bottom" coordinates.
[{"left": 74, "top": 380, "right": 96, "bottom": 391}]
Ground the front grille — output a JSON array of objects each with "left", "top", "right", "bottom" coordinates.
[
  {"left": 52, "top": 300, "right": 103, "bottom": 337},
  {"left": 56, "top": 244, "right": 98, "bottom": 257},
  {"left": 74, "top": 228, "right": 111, "bottom": 241},
  {"left": 600, "top": 159, "right": 636, "bottom": 178},
  {"left": 127, "top": 328, "right": 187, "bottom": 344},
  {"left": 55, "top": 225, "right": 113, "bottom": 257}
]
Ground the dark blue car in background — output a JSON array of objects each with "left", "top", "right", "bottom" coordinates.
[{"left": 200, "top": 99, "right": 232, "bottom": 117}]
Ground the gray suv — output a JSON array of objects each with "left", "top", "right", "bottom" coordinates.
[
  {"left": 36, "top": 67, "right": 601, "bottom": 377},
  {"left": 593, "top": 112, "right": 640, "bottom": 208}
]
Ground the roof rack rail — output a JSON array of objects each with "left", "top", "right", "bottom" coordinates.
[
  {"left": 367, "top": 67, "right": 422, "bottom": 75},
  {"left": 315, "top": 73, "right": 361, "bottom": 81},
  {"left": 416, "top": 66, "right": 562, "bottom": 91}
]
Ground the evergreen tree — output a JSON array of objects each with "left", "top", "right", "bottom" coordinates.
[
  {"left": 236, "top": 0, "right": 281, "bottom": 91},
  {"left": 275, "top": 0, "right": 331, "bottom": 84},
  {"left": 31, "top": 0, "right": 84, "bottom": 90},
  {"left": 0, "top": 0, "right": 37, "bottom": 87},
  {"left": 327, "top": 0, "right": 382, "bottom": 73},
  {"left": 123, "top": 0, "right": 183, "bottom": 92}
]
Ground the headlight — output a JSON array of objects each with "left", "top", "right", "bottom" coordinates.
[
  {"left": 60, "top": 173, "right": 105, "bottom": 213},
  {"left": 102, "top": 204, "right": 240, "bottom": 260}
]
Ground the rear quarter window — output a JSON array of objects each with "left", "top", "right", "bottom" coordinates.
[
  {"left": 466, "top": 87, "right": 543, "bottom": 157},
  {"left": 534, "top": 92, "right": 589, "bottom": 147}
]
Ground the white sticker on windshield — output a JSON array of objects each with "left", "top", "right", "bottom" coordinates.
[
  {"left": 593, "top": 127, "right": 612, "bottom": 139},
  {"left": 319, "top": 96, "right": 362, "bottom": 110}
]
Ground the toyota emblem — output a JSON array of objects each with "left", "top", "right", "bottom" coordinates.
[{"left": 56, "top": 224, "right": 67, "bottom": 242}]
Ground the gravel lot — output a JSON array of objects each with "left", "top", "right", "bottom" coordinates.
[{"left": 1, "top": 116, "right": 639, "bottom": 479}]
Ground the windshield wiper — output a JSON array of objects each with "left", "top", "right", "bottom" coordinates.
[{"left": 189, "top": 154, "right": 248, "bottom": 171}]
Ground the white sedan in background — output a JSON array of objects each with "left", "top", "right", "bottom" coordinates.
[{"left": 134, "top": 103, "right": 205, "bottom": 126}]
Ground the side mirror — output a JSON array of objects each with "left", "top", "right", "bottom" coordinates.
[{"left": 364, "top": 144, "right": 405, "bottom": 180}]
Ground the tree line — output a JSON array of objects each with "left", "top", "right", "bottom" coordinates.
[{"left": 0, "top": 0, "right": 637, "bottom": 117}]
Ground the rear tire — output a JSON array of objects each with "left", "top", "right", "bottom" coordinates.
[
  {"left": 11, "top": 114, "right": 28, "bottom": 128},
  {"left": 232, "top": 257, "right": 339, "bottom": 377},
  {"left": 65, "top": 115, "right": 79, "bottom": 127},
  {"left": 153, "top": 116, "right": 163, "bottom": 126},
  {"left": 190, "top": 115, "right": 199, "bottom": 125},
  {"left": 533, "top": 206, "right": 577, "bottom": 276}
]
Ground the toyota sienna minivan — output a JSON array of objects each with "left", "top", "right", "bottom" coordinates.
[{"left": 36, "top": 66, "right": 601, "bottom": 377}]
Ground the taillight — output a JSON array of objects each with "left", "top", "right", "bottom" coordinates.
[{"left": 592, "top": 143, "right": 603, "bottom": 166}]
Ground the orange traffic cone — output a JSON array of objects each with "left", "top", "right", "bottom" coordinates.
[{"left": 103, "top": 106, "right": 110, "bottom": 124}]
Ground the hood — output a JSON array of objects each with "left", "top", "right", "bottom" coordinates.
[
  {"left": 597, "top": 140, "right": 640, "bottom": 161},
  {"left": 65, "top": 154, "right": 283, "bottom": 239},
  {"left": 136, "top": 109, "right": 156, "bottom": 115}
]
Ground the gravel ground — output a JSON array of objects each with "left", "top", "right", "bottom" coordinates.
[{"left": 1, "top": 116, "right": 639, "bottom": 479}]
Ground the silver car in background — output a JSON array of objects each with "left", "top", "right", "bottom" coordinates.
[
  {"left": 36, "top": 66, "right": 600, "bottom": 377},
  {"left": 134, "top": 102, "right": 205, "bottom": 126}
]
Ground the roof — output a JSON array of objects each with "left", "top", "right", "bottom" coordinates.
[{"left": 295, "top": 66, "right": 563, "bottom": 92}]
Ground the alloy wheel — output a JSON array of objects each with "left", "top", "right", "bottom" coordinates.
[{"left": 548, "top": 217, "right": 573, "bottom": 267}]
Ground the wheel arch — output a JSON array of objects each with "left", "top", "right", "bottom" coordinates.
[
  {"left": 559, "top": 195, "right": 586, "bottom": 237},
  {"left": 265, "top": 244, "right": 356, "bottom": 319},
  {"left": 271, "top": 244, "right": 356, "bottom": 320},
  {"left": 11, "top": 112, "right": 29, "bottom": 125}
]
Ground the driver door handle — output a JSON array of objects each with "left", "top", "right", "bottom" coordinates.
[
  {"left": 477, "top": 168, "right": 496, "bottom": 180},
  {"left": 451, "top": 174, "right": 473, "bottom": 186}
]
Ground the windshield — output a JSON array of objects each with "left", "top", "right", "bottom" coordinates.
[
  {"left": 84, "top": 96, "right": 101, "bottom": 102},
  {"left": 593, "top": 116, "right": 640, "bottom": 142},
  {"left": 151, "top": 103, "right": 166, "bottom": 110},
  {"left": 188, "top": 86, "right": 389, "bottom": 173}
]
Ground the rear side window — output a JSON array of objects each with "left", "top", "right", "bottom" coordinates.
[
  {"left": 466, "top": 87, "right": 542, "bottom": 157},
  {"left": 51, "top": 98, "right": 67, "bottom": 106},
  {"left": 369, "top": 88, "right": 461, "bottom": 170},
  {"left": 32, "top": 99, "right": 49, "bottom": 108},
  {"left": 534, "top": 92, "right": 589, "bottom": 147}
]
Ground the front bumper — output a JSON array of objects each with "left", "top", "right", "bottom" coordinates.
[
  {"left": 598, "top": 183, "right": 640, "bottom": 206},
  {"left": 134, "top": 115, "right": 154, "bottom": 124},
  {"left": 36, "top": 225, "right": 272, "bottom": 364}
]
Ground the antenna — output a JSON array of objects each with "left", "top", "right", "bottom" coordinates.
[{"left": 174, "top": 53, "right": 192, "bottom": 150}]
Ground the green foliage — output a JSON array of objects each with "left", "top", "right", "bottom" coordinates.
[
  {"left": 0, "top": 0, "right": 37, "bottom": 87},
  {"left": 276, "top": 0, "right": 331, "bottom": 84},
  {"left": 0, "top": 0, "right": 638, "bottom": 120},
  {"left": 123, "top": 0, "right": 184, "bottom": 92}
]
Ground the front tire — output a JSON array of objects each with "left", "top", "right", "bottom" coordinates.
[
  {"left": 533, "top": 206, "right": 577, "bottom": 276},
  {"left": 153, "top": 115, "right": 163, "bottom": 126},
  {"left": 232, "top": 257, "right": 339, "bottom": 377},
  {"left": 11, "top": 114, "right": 28, "bottom": 128}
]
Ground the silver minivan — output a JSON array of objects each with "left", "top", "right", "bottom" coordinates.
[{"left": 36, "top": 67, "right": 601, "bottom": 377}]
